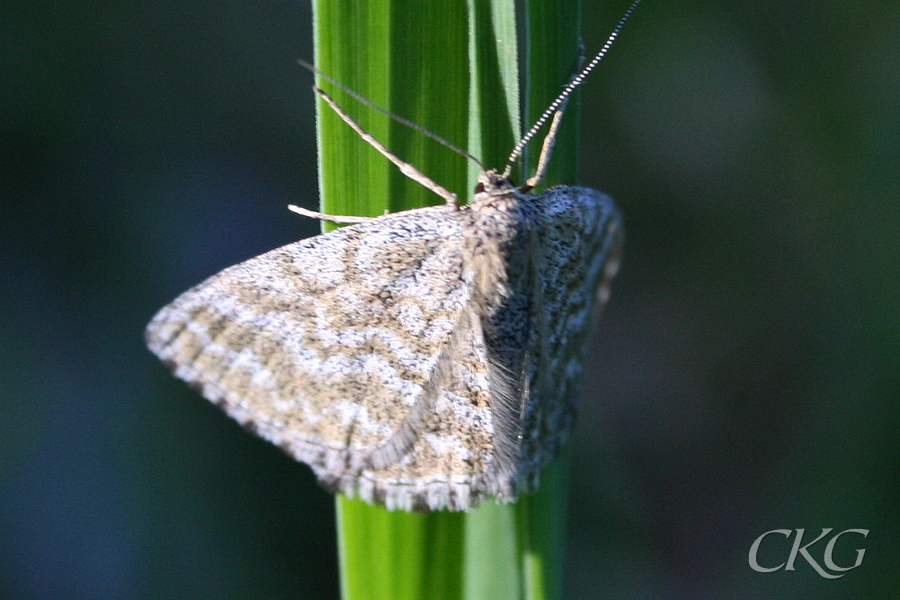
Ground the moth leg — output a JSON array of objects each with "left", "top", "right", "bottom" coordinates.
[
  {"left": 287, "top": 204, "right": 373, "bottom": 224},
  {"left": 522, "top": 102, "right": 567, "bottom": 191},
  {"left": 315, "top": 87, "right": 460, "bottom": 209}
]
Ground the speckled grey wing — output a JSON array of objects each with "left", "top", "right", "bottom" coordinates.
[
  {"left": 539, "top": 185, "right": 622, "bottom": 374},
  {"left": 145, "top": 205, "right": 496, "bottom": 511},
  {"left": 511, "top": 186, "right": 623, "bottom": 491}
]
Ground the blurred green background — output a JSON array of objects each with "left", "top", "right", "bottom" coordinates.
[{"left": 2, "top": 0, "right": 897, "bottom": 598}]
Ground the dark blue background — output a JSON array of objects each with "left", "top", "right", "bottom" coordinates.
[{"left": 2, "top": 0, "right": 897, "bottom": 598}]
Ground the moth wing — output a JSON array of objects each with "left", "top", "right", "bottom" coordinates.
[
  {"left": 541, "top": 186, "right": 622, "bottom": 345},
  {"left": 490, "top": 187, "right": 623, "bottom": 494},
  {"left": 358, "top": 304, "right": 499, "bottom": 510},
  {"left": 539, "top": 186, "right": 624, "bottom": 404},
  {"left": 146, "top": 205, "right": 492, "bottom": 508}
]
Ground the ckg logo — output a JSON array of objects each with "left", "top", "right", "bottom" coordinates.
[{"left": 749, "top": 528, "right": 869, "bottom": 579}]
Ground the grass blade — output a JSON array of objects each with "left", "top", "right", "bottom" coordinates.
[{"left": 311, "top": 1, "right": 579, "bottom": 599}]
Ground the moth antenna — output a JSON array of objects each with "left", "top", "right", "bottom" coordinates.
[
  {"left": 298, "top": 59, "right": 485, "bottom": 170},
  {"left": 502, "top": 0, "right": 642, "bottom": 182}
]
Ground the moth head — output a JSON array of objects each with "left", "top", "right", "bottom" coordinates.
[{"left": 474, "top": 169, "right": 516, "bottom": 197}]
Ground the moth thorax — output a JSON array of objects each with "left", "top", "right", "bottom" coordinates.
[{"left": 463, "top": 189, "right": 534, "bottom": 314}]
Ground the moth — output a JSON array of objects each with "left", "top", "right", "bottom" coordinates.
[{"left": 146, "top": 1, "right": 639, "bottom": 511}]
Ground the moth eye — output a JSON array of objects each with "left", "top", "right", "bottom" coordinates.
[{"left": 474, "top": 182, "right": 485, "bottom": 194}]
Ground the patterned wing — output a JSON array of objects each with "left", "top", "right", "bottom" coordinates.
[
  {"left": 146, "top": 205, "right": 497, "bottom": 510},
  {"left": 537, "top": 186, "right": 622, "bottom": 353},
  {"left": 529, "top": 186, "right": 623, "bottom": 450}
]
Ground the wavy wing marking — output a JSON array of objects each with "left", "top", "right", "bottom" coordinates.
[{"left": 145, "top": 206, "right": 480, "bottom": 494}]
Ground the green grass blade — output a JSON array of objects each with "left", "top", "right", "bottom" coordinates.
[
  {"left": 314, "top": 0, "right": 470, "bottom": 224},
  {"left": 337, "top": 496, "right": 465, "bottom": 600},
  {"left": 462, "top": 2, "right": 527, "bottom": 598},
  {"left": 466, "top": 0, "right": 520, "bottom": 189},
  {"left": 518, "top": 4, "right": 582, "bottom": 596},
  {"left": 465, "top": 2, "right": 581, "bottom": 599},
  {"left": 312, "top": 1, "right": 580, "bottom": 599},
  {"left": 522, "top": 0, "right": 581, "bottom": 187},
  {"left": 314, "top": 1, "right": 471, "bottom": 599}
]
